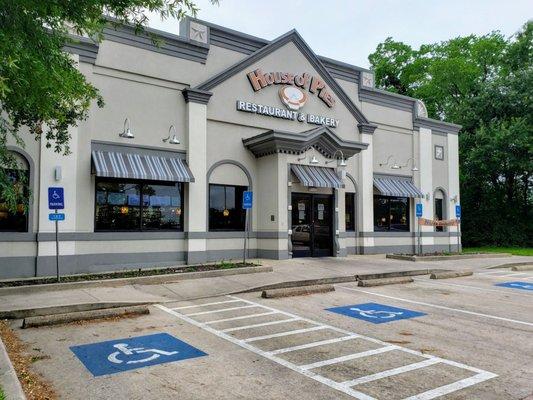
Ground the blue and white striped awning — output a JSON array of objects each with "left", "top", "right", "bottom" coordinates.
[
  {"left": 373, "top": 176, "right": 423, "bottom": 198},
  {"left": 91, "top": 150, "right": 194, "bottom": 182},
  {"left": 291, "top": 164, "right": 343, "bottom": 188}
]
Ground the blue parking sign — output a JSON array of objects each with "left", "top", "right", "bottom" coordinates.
[
  {"left": 455, "top": 204, "right": 461, "bottom": 219},
  {"left": 70, "top": 333, "right": 207, "bottom": 376},
  {"left": 243, "top": 191, "right": 253, "bottom": 209},
  {"left": 416, "top": 203, "right": 423, "bottom": 218},
  {"left": 326, "top": 303, "right": 426, "bottom": 324},
  {"left": 48, "top": 187, "right": 64, "bottom": 210}
]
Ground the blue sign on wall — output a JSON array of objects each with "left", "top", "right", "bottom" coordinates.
[
  {"left": 455, "top": 204, "right": 461, "bottom": 219},
  {"left": 48, "top": 187, "right": 64, "bottom": 210},
  {"left": 326, "top": 303, "right": 426, "bottom": 324},
  {"left": 416, "top": 203, "right": 423, "bottom": 218},
  {"left": 70, "top": 333, "right": 207, "bottom": 376},
  {"left": 495, "top": 281, "right": 533, "bottom": 291},
  {"left": 48, "top": 213, "right": 65, "bottom": 221},
  {"left": 243, "top": 191, "right": 253, "bottom": 209}
]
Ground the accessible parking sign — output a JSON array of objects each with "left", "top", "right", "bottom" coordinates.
[
  {"left": 70, "top": 333, "right": 207, "bottom": 376},
  {"left": 326, "top": 303, "right": 426, "bottom": 324}
]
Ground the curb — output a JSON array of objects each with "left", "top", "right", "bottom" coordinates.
[
  {"left": 358, "top": 277, "right": 414, "bottom": 287},
  {"left": 0, "top": 301, "right": 153, "bottom": 320},
  {"left": 511, "top": 265, "right": 533, "bottom": 271},
  {"left": 22, "top": 305, "right": 150, "bottom": 329},
  {"left": 430, "top": 270, "right": 473, "bottom": 279},
  {"left": 387, "top": 253, "right": 511, "bottom": 262},
  {"left": 486, "top": 261, "right": 533, "bottom": 270},
  {"left": 262, "top": 284, "right": 335, "bottom": 298},
  {"left": 0, "top": 266, "right": 273, "bottom": 295},
  {"left": 0, "top": 336, "right": 26, "bottom": 400},
  {"left": 355, "top": 269, "right": 438, "bottom": 281}
]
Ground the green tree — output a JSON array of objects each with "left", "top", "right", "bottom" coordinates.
[
  {"left": 0, "top": 0, "right": 217, "bottom": 213},
  {"left": 369, "top": 22, "right": 532, "bottom": 247}
]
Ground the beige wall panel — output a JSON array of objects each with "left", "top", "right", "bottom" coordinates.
[
  {"left": 432, "top": 134, "right": 449, "bottom": 191},
  {"left": 373, "top": 129, "right": 413, "bottom": 175},
  {"left": 209, "top": 163, "right": 249, "bottom": 186},
  {"left": 207, "top": 238, "right": 256, "bottom": 251},
  {"left": 0, "top": 242, "right": 37, "bottom": 257},
  {"left": 75, "top": 239, "right": 186, "bottom": 254},
  {"left": 361, "top": 102, "right": 412, "bottom": 130}
]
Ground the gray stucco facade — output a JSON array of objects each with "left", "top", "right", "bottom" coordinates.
[{"left": 0, "top": 17, "right": 461, "bottom": 279}]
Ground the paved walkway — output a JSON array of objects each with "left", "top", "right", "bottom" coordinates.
[{"left": 0, "top": 254, "right": 530, "bottom": 314}]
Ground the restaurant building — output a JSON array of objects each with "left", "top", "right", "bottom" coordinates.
[{"left": 0, "top": 18, "right": 461, "bottom": 278}]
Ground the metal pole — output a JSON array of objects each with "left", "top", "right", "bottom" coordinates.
[
  {"left": 243, "top": 209, "right": 248, "bottom": 265},
  {"left": 55, "top": 210, "right": 60, "bottom": 282},
  {"left": 457, "top": 221, "right": 461, "bottom": 254},
  {"left": 417, "top": 217, "right": 420, "bottom": 255}
]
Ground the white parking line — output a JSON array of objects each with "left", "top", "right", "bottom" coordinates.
[
  {"left": 413, "top": 278, "right": 533, "bottom": 298},
  {"left": 338, "top": 285, "right": 533, "bottom": 327},
  {"left": 206, "top": 311, "right": 277, "bottom": 324},
  {"left": 243, "top": 326, "right": 327, "bottom": 343},
  {"left": 156, "top": 295, "right": 497, "bottom": 400},
  {"left": 222, "top": 317, "right": 300, "bottom": 333},
  {"left": 186, "top": 304, "right": 257, "bottom": 316},
  {"left": 342, "top": 359, "right": 441, "bottom": 387},
  {"left": 269, "top": 335, "right": 360, "bottom": 355},
  {"left": 172, "top": 299, "right": 242, "bottom": 310},
  {"left": 300, "top": 346, "right": 397, "bottom": 370}
]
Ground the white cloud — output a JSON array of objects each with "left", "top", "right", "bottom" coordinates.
[{"left": 147, "top": 0, "right": 532, "bottom": 68}]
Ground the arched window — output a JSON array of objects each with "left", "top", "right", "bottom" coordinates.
[
  {"left": 0, "top": 151, "right": 29, "bottom": 232},
  {"left": 434, "top": 189, "right": 447, "bottom": 232}
]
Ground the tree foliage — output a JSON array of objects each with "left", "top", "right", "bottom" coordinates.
[
  {"left": 369, "top": 23, "right": 532, "bottom": 246},
  {"left": 0, "top": 0, "right": 217, "bottom": 212}
]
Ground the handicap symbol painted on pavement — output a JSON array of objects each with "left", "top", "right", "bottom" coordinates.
[
  {"left": 70, "top": 333, "right": 207, "bottom": 376},
  {"left": 326, "top": 303, "right": 426, "bottom": 324},
  {"left": 495, "top": 281, "right": 533, "bottom": 291}
]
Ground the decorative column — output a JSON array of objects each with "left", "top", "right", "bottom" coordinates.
[
  {"left": 182, "top": 88, "right": 212, "bottom": 264},
  {"left": 417, "top": 127, "right": 434, "bottom": 252},
  {"left": 357, "top": 123, "right": 377, "bottom": 253},
  {"left": 447, "top": 132, "right": 461, "bottom": 251}
]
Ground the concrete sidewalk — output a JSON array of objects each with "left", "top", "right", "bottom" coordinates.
[{"left": 0, "top": 254, "right": 529, "bottom": 315}]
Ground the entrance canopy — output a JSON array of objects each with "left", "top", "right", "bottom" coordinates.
[
  {"left": 373, "top": 175, "right": 423, "bottom": 198},
  {"left": 91, "top": 150, "right": 194, "bottom": 182},
  {"left": 291, "top": 164, "right": 343, "bottom": 188}
]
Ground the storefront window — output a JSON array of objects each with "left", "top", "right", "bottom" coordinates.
[
  {"left": 345, "top": 193, "right": 355, "bottom": 231},
  {"left": 95, "top": 178, "right": 183, "bottom": 231},
  {"left": 0, "top": 169, "right": 29, "bottom": 232},
  {"left": 435, "top": 197, "right": 444, "bottom": 232},
  {"left": 209, "top": 184, "right": 246, "bottom": 231},
  {"left": 373, "top": 195, "right": 410, "bottom": 232}
]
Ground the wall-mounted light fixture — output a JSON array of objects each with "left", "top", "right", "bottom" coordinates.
[
  {"left": 326, "top": 150, "right": 347, "bottom": 168},
  {"left": 450, "top": 195, "right": 458, "bottom": 203},
  {"left": 402, "top": 157, "right": 419, "bottom": 172},
  {"left": 119, "top": 118, "right": 134, "bottom": 139},
  {"left": 162, "top": 125, "right": 180, "bottom": 144},
  {"left": 379, "top": 155, "right": 400, "bottom": 169},
  {"left": 297, "top": 146, "right": 320, "bottom": 164}
]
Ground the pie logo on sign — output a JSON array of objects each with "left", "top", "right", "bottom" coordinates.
[{"left": 279, "top": 86, "right": 307, "bottom": 110}]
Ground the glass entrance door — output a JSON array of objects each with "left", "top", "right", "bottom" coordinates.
[{"left": 291, "top": 193, "right": 333, "bottom": 257}]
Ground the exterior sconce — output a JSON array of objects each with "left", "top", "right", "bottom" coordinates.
[
  {"left": 297, "top": 147, "right": 320, "bottom": 164},
  {"left": 379, "top": 155, "right": 400, "bottom": 169},
  {"left": 119, "top": 118, "right": 134, "bottom": 139},
  {"left": 451, "top": 195, "right": 458, "bottom": 203},
  {"left": 402, "top": 157, "right": 419, "bottom": 171},
  {"left": 326, "top": 150, "right": 347, "bottom": 168},
  {"left": 162, "top": 125, "right": 180, "bottom": 144}
]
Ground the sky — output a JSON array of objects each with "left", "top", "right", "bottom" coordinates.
[{"left": 147, "top": 0, "right": 532, "bottom": 69}]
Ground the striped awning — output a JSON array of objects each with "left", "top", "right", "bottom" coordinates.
[
  {"left": 91, "top": 150, "right": 194, "bottom": 182},
  {"left": 291, "top": 164, "right": 343, "bottom": 188},
  {"left": 373, "top": 176, "right": 423, "bottom": 198}
]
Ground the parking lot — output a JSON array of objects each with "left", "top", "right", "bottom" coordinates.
[{"left": 12, "top": 267, "right": 533, "bottom": 400}]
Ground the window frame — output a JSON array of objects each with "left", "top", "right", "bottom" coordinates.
[
  {"left": 345, "top": 192, "right": 356, "bottom": 232},
  {"left": 373, "top": 195, "right": 411, "bottom": 232},
  {"left": 208, "top": 183, "right": 248, "bottom": 232},
  {"left": 94, "top": 177, "right": 184, "bottom": 232}
]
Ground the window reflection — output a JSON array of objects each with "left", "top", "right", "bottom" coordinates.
[
  {"left": 345, "top": 193, "right": 355, "bottom": 231},
  {"left": 0, "top": 169, "right": 29, "bottom": 232},
  {"left": 209, "top": 184, "right": 246, "bottom": 231},
  {"left": 373, "top": 195, "right": 410, "bottom": 232}
]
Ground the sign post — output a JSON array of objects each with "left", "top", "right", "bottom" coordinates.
[
  {"left": 415, "top": 203, "right": 423, "bottom": 255},
  {"left": 242, "top": 191, "right": 253, "bottom": 265},
  {"left": 48, "top": 187, "right": 64, "bottom": 282},
  {"left": 455, "top": 204, "right": 461, "bottom": 254}
]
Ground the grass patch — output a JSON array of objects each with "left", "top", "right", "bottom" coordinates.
[
  {"left": 462, "top": 247, "right": 533, "bottom": 256},
  {"left": 0, "top": 261, "right": 259, "bottom": 288},
  {"left": 0, "top": 386, "right": 5, "bottom": 400}
]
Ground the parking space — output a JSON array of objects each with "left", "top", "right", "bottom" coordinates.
[{"left": 10, "top": 269, "right": 533, "bottom": 400}]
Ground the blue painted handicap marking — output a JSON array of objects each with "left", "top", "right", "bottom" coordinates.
[
  {"left": 495, "top": 281, "right": 533, "bottom": 291},
  {"left": 326, "top": 303, "right": 426, "bottom": 324},
  {"left": 70, "top": 333, "right": 207, "bottom": 376}
]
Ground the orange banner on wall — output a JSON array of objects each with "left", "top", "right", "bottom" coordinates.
[{"left": 418, "top": 218, "right": 459, "bottom": 227}]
